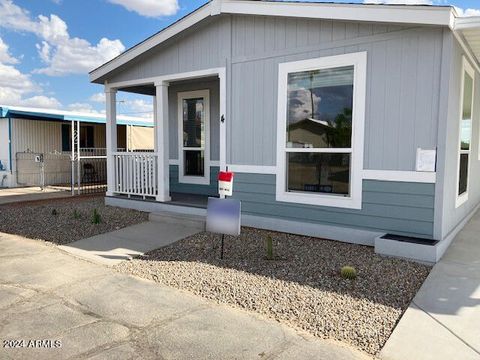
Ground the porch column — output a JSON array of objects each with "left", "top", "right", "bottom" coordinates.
[
  {"left": 155, "top": 82, "right": 171, "bottom": 202},
  {"left": 105, "top": 87, "right": 117, "bottom": 197}
]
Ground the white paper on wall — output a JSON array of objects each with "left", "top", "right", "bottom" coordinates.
[{"left": 416, "top": 148, "right": 436, "bottom": 172}]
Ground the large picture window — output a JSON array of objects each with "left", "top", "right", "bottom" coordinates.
[
  {"left": 456, "top": 57, "right": 475, "bottom": 208},
  {"left": 276, "top": 53, "right": 366, "bottom": 209}
]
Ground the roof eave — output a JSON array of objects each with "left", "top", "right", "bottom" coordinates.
[
  {"left": 453, "top": 17, "right": 480, "bottom": 73},
  {"left": 89, "top": 1, "right": 214, "bottom": 83}
]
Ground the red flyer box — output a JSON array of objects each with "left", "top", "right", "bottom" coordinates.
[{"left": 218, "top": 171, "right": 234, "bottom": 197}]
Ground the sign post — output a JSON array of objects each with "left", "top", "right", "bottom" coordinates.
[
  {"left": 206, "top": 198, "right": 241, "bottom": 259},
  {"left": 35, "top": 154, "right": 45, "bottom": 191},
  {"left": 206, "top": 170, "right": 240, "bottom": 259}
]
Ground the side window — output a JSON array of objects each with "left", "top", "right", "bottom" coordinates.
[
  {"left": 61, "top": 124, "right": 71, "bottom": 152},
  {"left": 456, "top": 57, "right": 475, "bottom": 208}
]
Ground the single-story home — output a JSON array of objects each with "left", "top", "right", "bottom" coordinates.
[
  {"left": 89, "top": 0, "right": 480, "bottom": 263},
  {"left": 0, "top": 105, "right": 153, "bottom": 188}
]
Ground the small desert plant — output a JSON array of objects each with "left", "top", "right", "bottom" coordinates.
[
  {"left": 73, "top": 209, "right": 81, "bottom": 219},
  {"left": 51, "top": 209, "right": 58, "bottom": 216},
  {"left": 265, "top": 235, "right": 274, "bottom": 260},
  {"left": 340, "top": 266, "right": 357, "bottom": 280},
  {"left": 91, "top": 209, "right": 101, "bottom": 224}
]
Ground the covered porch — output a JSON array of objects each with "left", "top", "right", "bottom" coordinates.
[{"left": 104, "top": 68, "right": 226, "bottom": 208}]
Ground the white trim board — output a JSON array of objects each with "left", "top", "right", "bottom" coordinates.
[
  {"left": 362, "top": 170, "right": 436, "bottom": 183},
  {"left": 90, "top": 1, "right": 456, "bottom": 83},
  {"left": 105, "top": 68, "right": 226, "bottom": 91},
  {"left": 208, "top": 166, "right": 438, "bottom": 183},
  {"left": 221, "top": 1, "right": 454, "bottom": 27}
]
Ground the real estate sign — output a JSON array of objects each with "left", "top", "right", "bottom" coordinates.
[{"left": 206, "top": 197, "right": 241, "bottom": 236}]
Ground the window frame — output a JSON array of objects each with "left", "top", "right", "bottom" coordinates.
[
  {"left": 275, "top": 52, "right": 367, "bottom": 209},
  {"left": 177, "top": 89, "right": 211, "bottom": 185},
  {"left": 456, "top": 57, "right": 475, "bottom": 208},
  {"left": 61, "top": 123, "right": 95, "bottom": 151}
]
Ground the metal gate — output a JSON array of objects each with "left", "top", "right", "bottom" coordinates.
[
  {"left": 70, "top": 121, "right": 107, "bottom": 195},
  {"left": 16, "top": 151, "right": 71, "bottom": 187},
  {"left": 14, "top": 123, "right": 107, "bottom": 194}
]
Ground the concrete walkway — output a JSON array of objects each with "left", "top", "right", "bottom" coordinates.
[
  {"left": 0, "top": 232, "right": 368, "bottom": 360},
  {"left": 59, "top": 220, "right": 200, "bottom": 266},
  {"left": 0, "top": 186, "right": 70, "bottom": 205},
  {"left": 380, "top": 211, "right": 480, "bottom": 360}
]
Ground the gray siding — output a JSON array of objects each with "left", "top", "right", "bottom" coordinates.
[
  {"left": 168, "top": 79, "right": 220, "bottom": 161},
  {"left": 438, "top": 36, "right": 480, "bottom": 239},
  {"left": 105, "top": 16, "right": 231, "bottom": 83},
  {"left": 105, "top": 15, "right": 443, "bottom": 172},
  {"left": 228, "top": 16, "right": 442, "bottom": 169},
  {"left": 99, "top": 14, "right": 455, "bottom": 240},
  {"left": 170, "top": 165, "right": 219, "bottom": 196},
  {"left": 232, "top": 174, "right": 435, "bottom": 238}
]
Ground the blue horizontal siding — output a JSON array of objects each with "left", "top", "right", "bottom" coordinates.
[
  {"left": 230, "top": 173, "right": 435, "bottom": 239},
  {"left": 169, "top": 165, "right": 219, "bottom": 196}
]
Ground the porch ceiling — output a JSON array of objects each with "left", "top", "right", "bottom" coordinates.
[{"left": 118, "top": 84, "right": 155, "bottom": 96}]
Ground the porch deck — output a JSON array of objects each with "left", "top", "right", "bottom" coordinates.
[
  {"left": 170, "top": 192, "right": 209, "bottom": 208},
  {"left": 112, "top": 192, "right": 211, "bottom": 210}
]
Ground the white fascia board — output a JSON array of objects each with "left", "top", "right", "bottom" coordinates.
[
  {"left": 220, "top": 1, "right": 454, "bottom": 27},
  {"left": 454, "top": 16, "right": 480, "bottom": 30},
  {"left": 89, "top": 3, "right": 213, "bottom": 82}
]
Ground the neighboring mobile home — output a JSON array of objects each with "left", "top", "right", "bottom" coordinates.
[
  {"left": 89, "top": 0, "right": 480, "bottom": 262},
  {"left": 0, "top": 106, "right": 153, "bottom": 188}
]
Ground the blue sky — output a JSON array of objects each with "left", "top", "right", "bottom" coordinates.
[{"left": 0, "top": 0, "right": 478, "bottom": 118}]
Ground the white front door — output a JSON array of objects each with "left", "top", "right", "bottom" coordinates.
[{"left": 177, "top": 89, "right": 210, "bottom": 185}]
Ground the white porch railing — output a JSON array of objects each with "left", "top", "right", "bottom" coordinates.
[{"left": 113, "top": 152, "right": 157, "bottom": 198}]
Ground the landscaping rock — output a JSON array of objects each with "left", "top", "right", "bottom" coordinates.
[
  {"left": 115, "top": 227, "right": 431, "bottom": 355},
  {"left": 0, "top": 196, "right": 148, "bottom": 244}
]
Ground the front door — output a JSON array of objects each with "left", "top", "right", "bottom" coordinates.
[{"left": 177, "top": 90, "right": 210, "bottom": 185}]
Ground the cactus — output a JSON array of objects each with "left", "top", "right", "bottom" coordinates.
[
  {"left": 265, "top": 235, "right": 274, "bottom": 260},
  {"left": 340, "top": 266, "right": 357, "bottom": 280},
  {"left": 51, "top": 209, "right": 58, "bottom": 216},
  {"left": 73, "top": 209, "right": 81, "bottom": 219},
  {"left": 91, "top": 209, "right": 101, "bottom": 224}
]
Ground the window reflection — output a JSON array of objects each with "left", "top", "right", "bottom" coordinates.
[
  {"left": 183, "top": 98, "right": 204, "bottom": 148},
  {"left": 287, "top": 66, "right": 354, "bottom": 149},
  {"left": 287, "top": 153, "right": 350, "bottom": 196}
]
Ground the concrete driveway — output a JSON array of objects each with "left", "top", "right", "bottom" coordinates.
[
  {"left": 380, "top": 211, "right": 480, "bottom": 360},
  {"left": 0, "top": 232, "right": 368, "bottom": 360}
]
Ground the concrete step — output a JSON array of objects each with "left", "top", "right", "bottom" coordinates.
[{"left": 149, "top": 211, "right": 206, "bottom": 231}]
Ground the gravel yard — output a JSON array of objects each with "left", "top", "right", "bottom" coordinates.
[
  {"left": 0, "top": 196, "right": 148, "bottom": 244},
  {"left": 115, "top": 227, "right": 431, "bottom": 356}
]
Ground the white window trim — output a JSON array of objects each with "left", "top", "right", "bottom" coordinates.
[
  {"left": 456, "top": 57, "right": 475, "bottom": 208},
  {"left": 275, "top": 52, "right": 366, "bottom": 209},
  {"left": 178, "top": 89, "right": 211, "bottom": 185}
]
